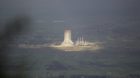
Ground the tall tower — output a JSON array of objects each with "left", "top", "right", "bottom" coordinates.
[{"left": 61, "top": 29, "right": 74, "bottom": 47}]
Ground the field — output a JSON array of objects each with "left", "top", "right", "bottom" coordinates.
[{"left": 6, "top": 45, "right": 140, "bottom": 78}]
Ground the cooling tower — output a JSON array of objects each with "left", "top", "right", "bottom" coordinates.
[{"left": 61, "top": 29, "right": 74, "bottom": 46}]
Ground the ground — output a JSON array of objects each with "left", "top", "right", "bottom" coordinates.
[{"left": 7, "top": 46, "right": 140, "bottom": 78}]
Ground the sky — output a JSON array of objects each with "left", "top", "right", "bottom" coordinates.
[{"left": 0, "top": 0, "right": 140, "bottom": 47}]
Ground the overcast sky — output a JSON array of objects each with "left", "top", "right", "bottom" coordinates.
[{"left": 0, "top": 0, "right": 140, "bottom": 47}]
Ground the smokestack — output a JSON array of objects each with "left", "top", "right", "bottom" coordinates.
[{"left": 61, "top": 29, "right": 74, "bottom": 47}]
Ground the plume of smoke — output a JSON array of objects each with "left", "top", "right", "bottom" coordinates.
[{"left": 0, "top": 15, "right": 31, "bottom": 78}]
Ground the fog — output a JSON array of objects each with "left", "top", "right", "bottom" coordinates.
[{"left": 0, "top": 0, "right": 140, "bottom": 78}]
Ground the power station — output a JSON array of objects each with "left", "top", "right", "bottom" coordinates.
[{"left": 50, "top": 29, "right": 101, "bottom": 51}]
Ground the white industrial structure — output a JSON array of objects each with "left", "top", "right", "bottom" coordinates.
[
  {"left": 61, "top": 29, "right": 74, "bottom": 47},
  {"left": 75, "top": 37, "right": 88, "bottom": 46}
]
